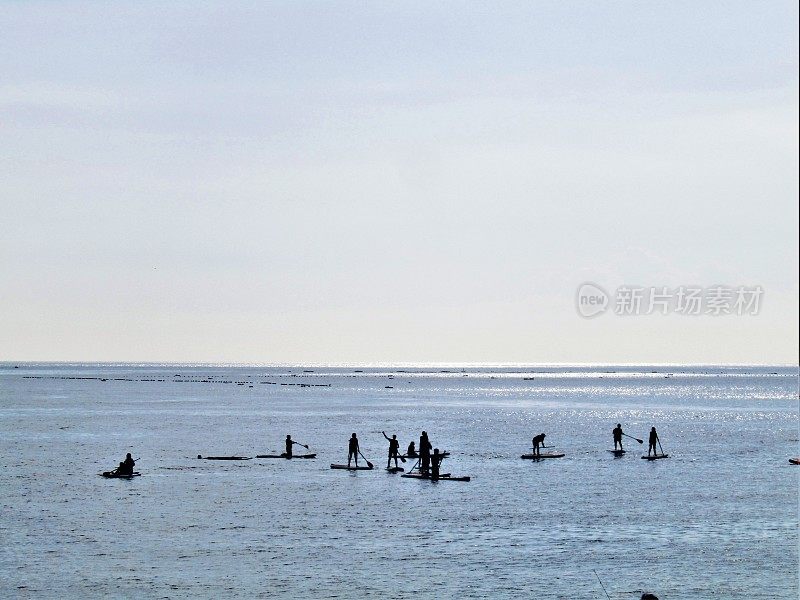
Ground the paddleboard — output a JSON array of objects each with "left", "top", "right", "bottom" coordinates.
[
  {"left": 641, "top": 454, "right": 669, "bottom": 460},
  {"left": 101, "top": 471, "right": 141, "bottom": 479},
  {"left": 256, "top": 453, "right": 316, "bottom": 459},
  {"left": 607, "top": 449, "right": 626, "bottom": 456},
  {"left": 330, "top": 464, "right": 373, "bottom": 470},
  {"left": 789, "top": 458, "right": 800, "bottom": 465},
  {"left": 401, "top": 473, "right": 470, "bottom": 482},
  {"left": 520, "top": 453, "right": 565, "bottom": 459},
  {"left": 386, "top": 466, "right": 405, "bottom": 473},
  {"left": 197, "top": 456, "right": 252, "bottom": 460}
]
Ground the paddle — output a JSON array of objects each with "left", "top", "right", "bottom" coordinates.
[
  {"left": 622, "top": 433, "right": 644, "bottom": 444},
  {"left": 657, "top": 437, "right": 666, "bottom": 457},
  {"left": 358, "top": 450, "right": 374, "bottom": 469}
]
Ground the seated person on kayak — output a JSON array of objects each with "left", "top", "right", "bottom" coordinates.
[
  {"left": 118, "top": 453, "right": 135, "bottom": 475},
  {"left": 531, "top": 433, "right": 546, "bottom": 456},
  {"left": 406, "top": 441, "right": 417, "bottom": 458},
  {"left": 348, "top": 433, "right": 360, "bottom": 467},
  {"left": 431, "top": 448, "right": 444, "bottom": 480},
  {"left": 382, "top": 431, "right": 401, "bottom": 468},
  {"left": 613, "top": 424, "right": 623, "bottom": 450}
]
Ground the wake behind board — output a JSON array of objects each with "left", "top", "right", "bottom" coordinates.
[
  {"left": 521, "top": 453, "right": 565, "bottom": 459},
  {"left": 401, "top": 472, "right": 470, "bottom": 482},
  {"left": 641, "top": 454, "right": 669, "bottom": 460},
  {"left": 330, "top": 464, "right": 373, "bottom": 470},
  {"left": 101, "top": 471, "right": 141, "bottom": 479},
  {"left": 197, "top": 455, "right": 252, "bottom": 460},
  {"left": 256, "top": 453, "right": 316, "bottom": 459},
  {"left": 386, "top": 466, "right": 405, "bottom": 473}
]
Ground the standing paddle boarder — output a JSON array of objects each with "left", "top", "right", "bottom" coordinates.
[
  {"left": 613, "top": 424, "right": 624, "bottom": 451},
  {"left": 419, "top": 431, "right": 432, "bottom": 475},
  {"left": 347, "top": 433, "right": 360, "bottom": 468},
  {"left": 531, "top": 433, "right": 546, "bottom": 457},
  {"left": 382, "top": 431, "right": 401, "bottom": 469},
  {"left": 284, "top": 435, "right": 299, "bottom": 458},
  {"left": 648, "top": 427, "right": 660, "bottom": 457}
]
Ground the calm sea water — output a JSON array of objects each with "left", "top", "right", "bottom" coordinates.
[{"left": 0, "top": 363, "right": 797, "bottom": 599}]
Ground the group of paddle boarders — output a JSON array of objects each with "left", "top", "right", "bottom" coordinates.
[
  {"left": 379, "top": 430, "right": 446, "bottom": 478},
  {"left": 611, "top": 424, "right": 664, "bottom": 457},
  {"left": 525, "top": 425, "right": 665, "bottom": 458}
]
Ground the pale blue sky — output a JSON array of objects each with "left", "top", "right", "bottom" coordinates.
[{"left": 1, "top": 1, "right": 797, "bottom": 363}]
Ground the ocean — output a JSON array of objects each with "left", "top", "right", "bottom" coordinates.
[{"left": 0, "top": 363, "right": 797, "bottom": 599}]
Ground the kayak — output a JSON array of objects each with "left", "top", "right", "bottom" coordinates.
[
  {"left": 607, "top": 449, "right": 626, "bottom": 456},
  {"left": 387, "top": 466, "right": 405, "bottom": 473},
  {"left": 790, "top": 458, "right": 800, "bottom": 465},
  {"left": 521, "top": 453, "right": 565, "bottom": 459},
  {"left": 101, "top": 471, "right": 141, "bottom": 479},
  {"left": 197, "top": 455, "right": 252, "bottom": 460},
  {"left": 401, "top": 472, "right": 470, "bottom": 482},
  {"left": 641, "top": 454, "right": 669, "bottom": 460},
  {"left": 256, "top": 453, "right": 316, "bottom": 459},
  {"left": 330, "top": 464, "right": 373, "bottom": 470}
]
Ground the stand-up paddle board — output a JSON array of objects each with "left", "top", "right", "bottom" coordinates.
[
  {"left": 256, "top": 453, "right": 316, "bottom": 459},
  {"left": 330, "top": 464, "right": 373, "bottom": 470},
  {"left": 401, "top": 473, "right": 470, "bottom": 482},
  {"left": 607, "top": 449, "right": 626, "bottom": 456},
  {"left": 789, "top": 458, "right": 800, "bottom": 465},
  {"left": 197, "top": 455, "right": 252, "bottom": 460},
  {"left": 641, "top": 454, "right": 669, "bottom": 460},
  {"left": 386, "top": 466, "right": 404, "bottom": 473},
  {"left": 521, "top": 453, "right": 565, "bottom": 459}
]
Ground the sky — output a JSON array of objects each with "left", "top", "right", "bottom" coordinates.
[{"left": 1, "top": 1, "right": 798, "bottom": 364}]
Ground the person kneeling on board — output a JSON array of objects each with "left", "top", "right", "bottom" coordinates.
[
  {"left": 117, "top": 453, "right": 135, "bottom": 475},
  {"left": 648, "top": 427, "right": 660, "bottom": 456},
  {"left": 347, "top": 433, "right": 360, "bottom": 468},
  {"left": 613, "top": 423, "right": 624, "bottom": 451},
  {"left": 531, "top": 433, "right": 546, "bottom": 457},
  {"left": 382, "top": 431, "right": 401, "bottom": 469},
  {"left": 431, "top": 448, "right": 444, "bottom": 480}
]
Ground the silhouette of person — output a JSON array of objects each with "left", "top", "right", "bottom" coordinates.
[
  {"left": 406, "top": 441, "right": 417, "bottom": 458},
  {"left": 348, "top": 433, "right": 360, "bottom": 467},
  {"left": 648, "top": 427, "right": 659, "bottom": 456},
  {"left": 382, "top": 431, "right": 400, "bottom": 468},
  {"left": 285, "top": 435, "right": 295, "bottom": 458},
  {"left": 431, "top": 448, "right": 443, "bottom": 480},
  {"left": 532, "top": 433, "right": 546, "bottom": 457},
  {"left": 419, "top": 431, "right": 432, "bottom": 474},
  {"left": 613, "top": 423, "right": 624, "bottom": 450},
  {"left": 119, "top": 453, "right": 135, "bottom": 475}
]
